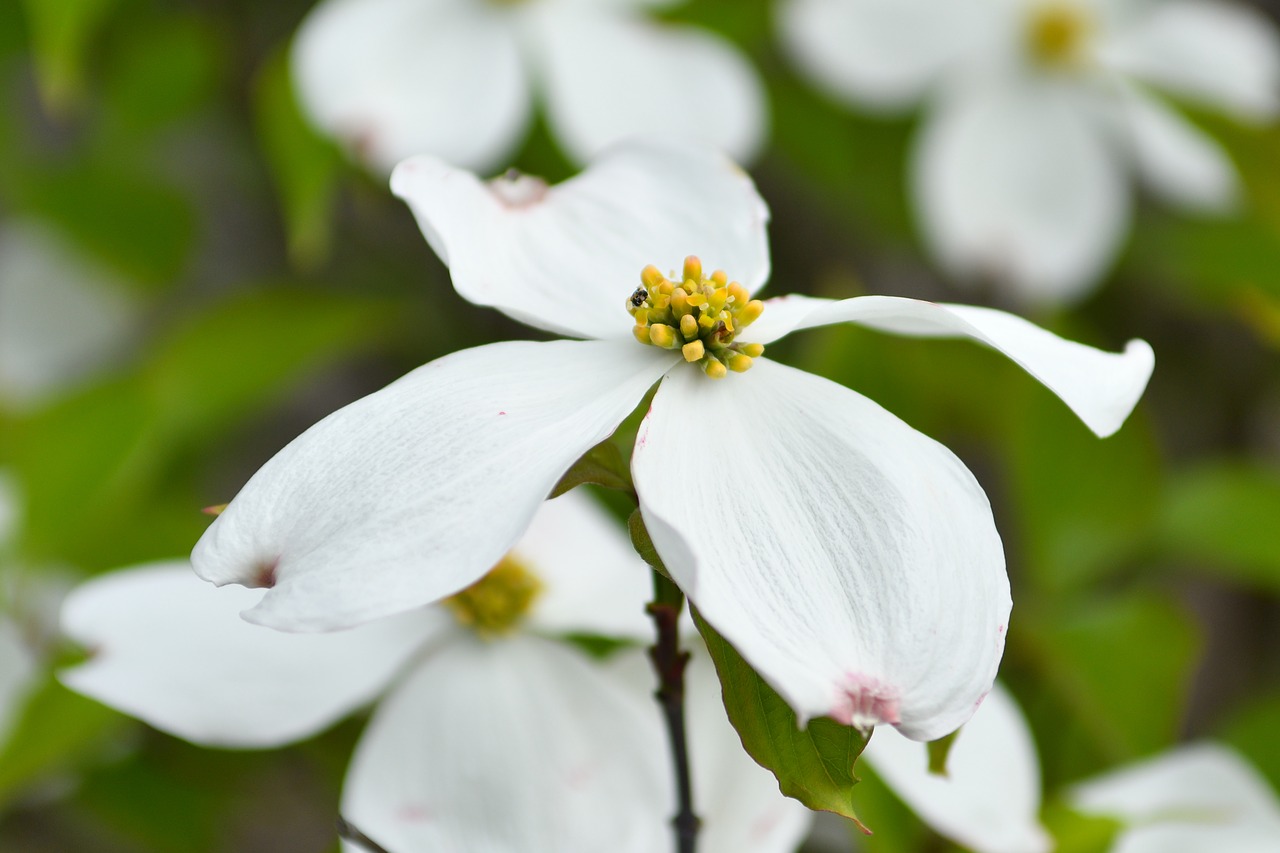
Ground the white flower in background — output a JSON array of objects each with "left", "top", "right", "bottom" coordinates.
[
  {"left": 61, "top": 490, "right": 810, "bottom": 853},
  {"left": 0, "top": 472, "right": 37, "bottom": 752},
  {"left": 779, "top": 0, "right": 1280, "bottom": 305},
  {"left": 862, "top": 683, "right": 1052, "bottom": 853},
  {"left": 1072, "top": 742, "right": 1280, "bottom": 852},
  {"left": 291, "top": 0, "right": 767, "bottom": 175},
  {"left": 191, "top": 138, "right": 1152, "bottom": 745},
  {"left": 0, "top": 220, "right": 138, "bottom": 409}
]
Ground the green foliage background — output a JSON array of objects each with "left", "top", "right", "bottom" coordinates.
[{"left": 0, "top": 0, "right": 1277, "bottom": 850}]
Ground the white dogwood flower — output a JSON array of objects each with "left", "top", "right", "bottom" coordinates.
[
  {"left": 779, "top": 0, "right": 1280, "bottom": 304},
  {"left": 191, "top": 138, "right": 1152, "bottom": 743},
  {"left": 0, "top": 220, "right": 137, "bottom": 409},
  {"left": 291, "top": 0, "right": 767, "bottom": 174},
  {"left": 1072, "top": 742, "right": 1280, "bottom": 852},
  {"left": 61, "top": 490, "right": 810, "bottom": 853},
  {"left": 862, "top": 684, "right": 1052, "bottom": 853}
]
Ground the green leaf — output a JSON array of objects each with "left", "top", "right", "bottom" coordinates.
[
  {"left": 252, "top": 48, "right": 344, "bottom": 270},
  {"left": 19, "top": 0, "right": 120, "bottom": 113},
  {"left": 102, "top": 15, "right": 223, "bottom": 137},
  {"left": 1157, "top": 461, "right": 1280, "bottom": 591},
  {"left": 926, "top": 730, "right": 959, "bottom": 777},
  {"left": 0, "top": 676, "right": 126, "bottom": 803},
  {"left": 694, "top": 611, "right": 871, "bottom": 828},
  {"left": 1221, "top": 691, "right": 1280, "bottom": 792},
  {"left": 627, "top": 509, "right": 670, "bottom": 579},
  {"left": 551, "top": 439, "right": 633, "bottom": 499},
  {"left": 1042, "top": 802, "right": 1124, "bottom": 853}
]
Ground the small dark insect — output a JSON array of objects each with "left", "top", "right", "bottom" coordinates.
[{"left": 629, "top": 287, "right": 649, "bottom": 307}]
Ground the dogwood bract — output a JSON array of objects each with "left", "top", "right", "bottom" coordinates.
[
  {"left": 780, "top": 0, "right": 1280, "bottom": 304},
  {"left": 192, "top": 138, "right": 1152, "bottom": 743},
  {"left": 291, "top": 0, "right": 766, "bottom": 174},
  {"left": 63, "top": 491, "right": 810, "bottom": 852}
]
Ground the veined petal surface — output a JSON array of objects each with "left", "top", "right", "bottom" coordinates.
[
  {"left": 292, "top": 0, "right": 529, "bottom": 174},
  {"left": 863, "top": 683, "right": 1051, "bottom": 853},
  {"left": 1071, "top": 743, "right": 1280, "bottom": 853},
  {"left": 193, "top": 340, "right": 673, "bottom": 631},
  {"left": 59, "top": 563, "right": 444, "bottom": 748},
  {"left": 779, "top": 0, "right": 992, "bottom": 110},
  {"left": 1102, "top": 1, "right": 1280, "bottom": 120},
  {"left": 341, "top": 635, "right": 670, "bottom": 853},
  {"left": 913, "top": 79, "right": 1129, "bottom": 305},
  {"left": 517, "top": 490, "right": 653, "bottom": 643},
  {"left": 391, "top": 139, "right": 770, "bottom": 339},
  {"left": 527, "top": 4, "right": 766, "bottom": 165},
  {"left": 744, "top": 294, "right": 1152, "bottom": 438},
  {"left": 633, "top": 360, "right": 1009, "bottom": 742}
]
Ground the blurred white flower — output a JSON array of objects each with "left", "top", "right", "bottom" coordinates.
[
  {"left": 779, "top": 0, "right": 1280, "bottom": 305},
  {"left": 291, "top": 0, "right": 767, "bottom": 174},
  {"left": 61, "top": 490, "right": 810, "bottom": 852},
  {"left": 0, "top": 472, "right": 37, "bottom": 753},
  {"left": 1072, "top": 742, "right": 1280, "bottom": 853},
  {"left": 191, "top": 138, "right": 1152, "bottom": 743},
  {"left": 0, "top": 220, "right": 138, "bottom": 410},
  {"left": 862, "top": 684, "right": 1052, "bottom": 853}
]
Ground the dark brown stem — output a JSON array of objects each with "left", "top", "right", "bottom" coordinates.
[
  {"left": 647, "top": 571, "right": 700, "bottom": 853},
  {"left": 336, "top": 816, "right": 392, "bottom": 853}
]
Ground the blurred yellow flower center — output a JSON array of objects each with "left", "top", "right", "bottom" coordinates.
[
  {"left": 626, "top": 256, "right": 766, "bottom": 379},
  {"left": 1026, "top": 2, "right": 1094, "bottom": 67},
  {"left": 444, "top": 556, "right": 543, "bottom": 636}
]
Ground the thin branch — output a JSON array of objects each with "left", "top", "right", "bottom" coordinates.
[
  {"left": 647, "top": 572, "right": 700, "bottom": 853},
  {"left": 336, "top": 816, "right": 392, "bottom": 853}
]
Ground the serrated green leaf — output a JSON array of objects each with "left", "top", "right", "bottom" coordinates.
[
  {"left": 252, "top": 48, "right": 344, "bottom": 270},
  {"left": 1157, "top": 461, "right": 1280, "bottom": 591},
  {"left": 694, "top": 611, "right": 870, "bottom": 828}
]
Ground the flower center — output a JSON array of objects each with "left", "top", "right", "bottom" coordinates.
[
  {"left": 1025, "top": 2, "right": 1093, "bottom": 68},
  {"left": 444, "top": 556, "right": 543, "bottom": 636},
  {"left": 626, "top": 256, "right": 766, "bottom": 379}
]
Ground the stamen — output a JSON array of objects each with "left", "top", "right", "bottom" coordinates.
[
  {"left": 1025, "top": 2, "right": 1094, "bottom": 68},
  {"left": 626, "top": 255, "right": 765, "bottom": 379},
  {"left": 444, "top": 556, "right": 543, "bottom": 636}
]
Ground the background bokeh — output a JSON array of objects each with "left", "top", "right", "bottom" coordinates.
[{"left": 0, "top": 0, "right": 1278, "bottom": 850}]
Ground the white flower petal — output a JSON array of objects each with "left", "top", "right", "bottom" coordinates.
[
  {"left": 291, "top": 0, "right": 529, "bottom": 174},
  {"left": 58, "top": 563, "right": 445, "bottom": 748},
  {"left": 517, "top": 490, "right": 653, "bottom": 643},
  {"left": 392, "top": 139, "right": 771, "bottom": 339},
  {"left": 863, "top": 683, "right": 1051, "bottom": 853},
  {"left": 1072, "top": 743, "right": 1280, "bottom": 853},
  {"left": 745, "top": 294, "right": 1152, "bottom": 438},
  {"left": 1102, "top": 1, "right": 1280, "bottom": 120},
  {"left": 341, "top": 635, "right": 670, "bottom": 853},
  {"left": 778, "top": 0, "right": 993, "bottom": 110},
  {"left": 0, "top": 617, "right": 36, "bottom": 749},
  {"left": 0, "top": 220, "right": 137, "bottom": 409},
  {"left": 1118, "top": 87, "right": 1239, "bottom": 212},
  {"left": 605, "top": 644, "right": 814, "bottom": 853},
  {"left": 913, "top": 80, "right": 1130, "bottom": 305},
  {"left": 527, "top": 5, "right": 766, "bottom": 165},
  {"left": 193, "top": 340, "right": 673, "bottom": 632},
  {"left": 634, "top": 360, "right": 1009, "bottom": 742}
]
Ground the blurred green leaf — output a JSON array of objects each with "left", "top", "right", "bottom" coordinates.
[
  {"left": 695, "top": 610, "right": 871, "bottom": 828},
  {"left": 551, "top": 439, "right": 633, "bottom": 499},
  {"left": 102, "top": 15, "right": 223, "bottom": 137},
  {"left": 1042, "top": 802, "right": 1123, "bottom": 853},
  {"left": 1221, "top": 691, "right": 1280, "bottom": 792},
  {"left": 1003, "top": 363, "right": 1162, "bottom": 593},
  {"left": 926, "top": 730, "right": 958, "bottom": 777},
  {"left": 252, "top": 49, "right": 343, "bottom": 270},
  {"left": 1020, "top": 594, "right": 1199, "bottom": 773},
  {"left": 11, "top": 162, "right": 195, "bottom": 287},
  {"left": 19, "top": 0, "right": 120, "bottom": 113},
  {"left": 0, "top": 676, "right": 126, "bottom": 803},
  {"left": 1156, "top": 461, "right": 1280, "bottom": 591}
]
